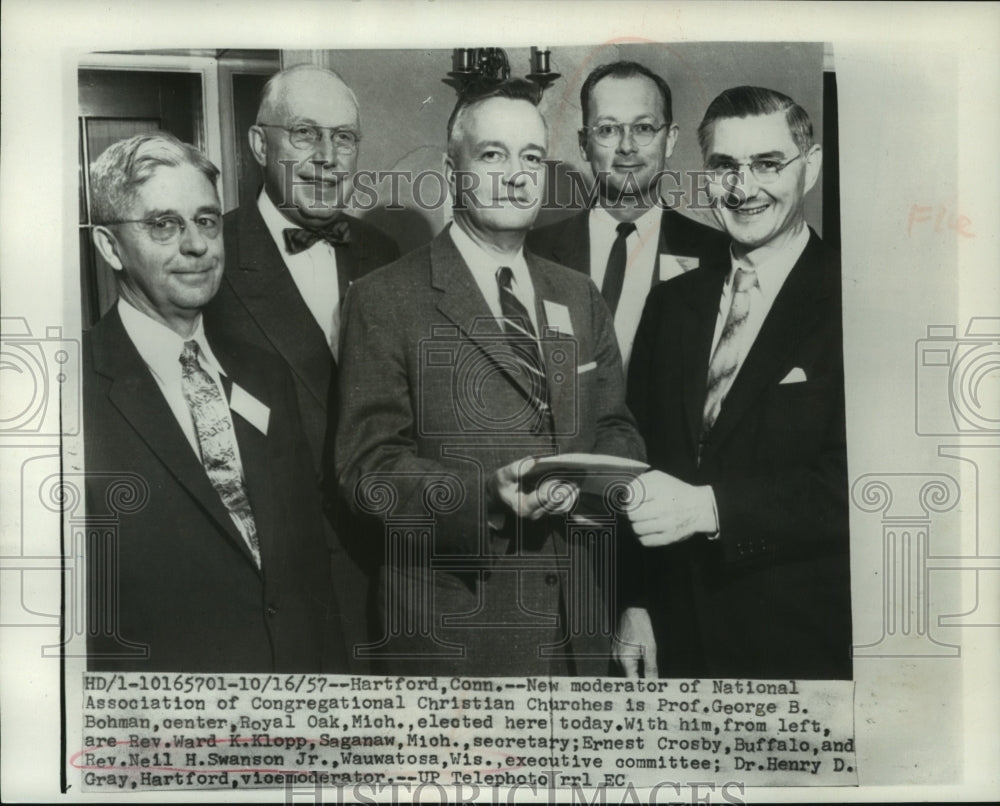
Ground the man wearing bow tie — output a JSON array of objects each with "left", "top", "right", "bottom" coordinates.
[
  {"left": 83, "top": 133, "right": 343, "bottom": 671},
  {"left": 618, "top": 86, "right": 851, "bottom": 680},
  {"left": 205, "top": 65, "right": 399, "bottom": 670}
]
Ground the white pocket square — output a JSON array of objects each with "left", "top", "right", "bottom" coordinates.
[
  {"left": 577, "top": 361, "right": 598, "bottom": 374},
  {"left": 780, "top": 367, "right": 808, "bottom": 384}
]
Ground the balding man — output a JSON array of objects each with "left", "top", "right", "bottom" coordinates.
[
  {"left": 205, "top": 64, "right": 399, "bottom": 670},
  {"left": 334, "top": 80, "right": 644, "bottom": 676}
]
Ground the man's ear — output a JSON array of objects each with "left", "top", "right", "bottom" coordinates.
[
  {"left": 444, "top": 154, "right": 455, "bottom": 192},
  {"left": 663, "top": 123, "right": 679, "bottom": 161},
  {"left": 248, "top": 125, "right": 267, "bottom": 168},
  {"left": 577, "top": 129, "right": 589, "bottom": 163},
  {"left": 803, "top": 144, "right": 823, "bottom": 195},
  {"left": 91, "top": 226, "right": 124, "bottom": 272}
]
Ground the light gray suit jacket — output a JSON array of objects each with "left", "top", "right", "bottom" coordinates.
[{"left": 334, "top": 227, "right": 645, "bottom": 676}]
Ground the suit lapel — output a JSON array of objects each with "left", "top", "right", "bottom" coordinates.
[
  {"left": 528, "top": 256, "right": 576, "bottom": 437},
  {"left": 542, "top": 210, "right": 591, "bottom": 274},
  {"left": 431, "top": 230, "right": 535, "bottom": 401},
  {"left": 226, "top": 200, "right": 331, "bottom": 406},
  {"left": 706, "top": 233, "right": 827, "bottom": 450},
  {"left": 216, "top": 343, "right": 281, "bottom": 575},
  {"left": 90, "top": 309, "right": 254, "bottom": 564},
  {"left": 680, "top": 262, "right": 727, "bottom": 452}
]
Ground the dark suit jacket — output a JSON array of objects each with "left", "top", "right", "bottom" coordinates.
[
  {"left": 334, "top": 228, "right": 645, "bottom": 676},
  {"left": 526, "top": 206, "right": 726, "bottom": 278},
  {"left": 84, "top": 306, "right": 346, "bottom": 673},
  {"left": 203, "top": 196, "right": 399, "bottom": 670},
  {"left": 627, "top": 229, "right": 852, "bottom": 679}
]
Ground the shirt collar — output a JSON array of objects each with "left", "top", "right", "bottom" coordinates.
[
  {"left": 449, "top": 220, "right": 531, "bottom": 290},
  {"left": 591, "top": 204, "right": 661, "bottom": 239},
  {"left": 118, "top": 297, "right": 226, "bottom": 383},
  {"left": 257, "top": 189, "right": 302, "bottom": 259},
  {"left": 725, "top": 224, "right": 810, "bottom": 305}
]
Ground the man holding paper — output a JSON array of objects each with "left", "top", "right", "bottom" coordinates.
[
  {"left": 335, "top": 80, "right": 645, "bottom": 676},
  {"left": 620, "top": 86, "right": 851, "bottom": 679}
]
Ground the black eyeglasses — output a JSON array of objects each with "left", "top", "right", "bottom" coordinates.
[
  {"left": 99, "top": 213, "right": 221, "bottom": 244},
  {"left": 256, "top": 123, "right": 361, "bottom": 153},
  {"left": 708, "top": 154, "right": 802, "bottom": 185},
  {"left": 582, "top": 122, "right": 667, "bottom": 147}
]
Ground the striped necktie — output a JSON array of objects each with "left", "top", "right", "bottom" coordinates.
[
  {"left": 496, "top": 266, "right": 552, "bottom": 432},
  {"left": 179, "top": 341, "right": 261, "bottom": 567},
  {"left": 701, "top": 266, "right": 759, "bottom": 442}
]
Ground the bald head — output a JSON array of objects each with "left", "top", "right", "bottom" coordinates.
[{"left": 257, "top": 64, "right": 360, "bottom": 126}]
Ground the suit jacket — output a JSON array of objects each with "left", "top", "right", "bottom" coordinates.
[
  {"left": 84, "top": 306, "right": 346, "bottom": 673},
  {"left": 334, "top": 228, "right": 646, "bottom": 676},
  {"left": 627, "top": 229, "right": 852, "bottom": 679},
  {"left": 526, "top": 206, "right": 726, "bottom": 278},
  {"left": 203, "top": 196, "right": 400, "bottom": 671}
]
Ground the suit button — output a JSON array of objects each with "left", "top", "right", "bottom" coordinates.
[
  {"left": 266, "top": 605, "right": 278, "bottom": 617},
  {"left": 544, "top": 574, "right": 558, "bottom": 586}
]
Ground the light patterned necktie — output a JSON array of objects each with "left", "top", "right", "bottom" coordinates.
[
  {"left": 179, "top": 341, "right": 261, "bottom": 567},
  {"left": 496, "top": 266, "right": 552, "bottom": 432},
  {"left": 701, "top": 267, "right": 760, "bottom": 440}
]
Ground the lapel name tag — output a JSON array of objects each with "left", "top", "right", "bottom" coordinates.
[
  {"left": 230, "top": 383, "right": 270, "bottom": 435},
  {"left": 659, "top": 254, "right": 699, "bottom": 281},
  {"left": 543, "top": 300, "right": 574, "bottom": 335}
]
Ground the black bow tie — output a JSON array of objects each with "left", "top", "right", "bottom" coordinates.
[{"left": 283, "top": 219, "right": 351, "bottom": 254}]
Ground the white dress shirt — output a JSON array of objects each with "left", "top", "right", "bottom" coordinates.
[
  {"left": 257, "top": 190, "right": 342, "bottom": 357},
  {"left": 588, "top": 205, "right": 662, "bottom": 372},
  {"left": 449, "top": 221, "right": 538, "bottom": 332},
  {"left": 709, "top": 224, "right": 809, "bottom": 378}
]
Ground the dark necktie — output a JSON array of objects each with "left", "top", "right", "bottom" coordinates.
[
  {"left": 600, "top": 221, "right": 637, "bottom": 315},
  {"left": 282, "top": 218, "right": 351, "bottom": 254},
  {"left": 179, "top": 341, "right": 261, "bottom": 567},
  {"left": 496, "top": 266, "right": 551, "bottom": 432}
]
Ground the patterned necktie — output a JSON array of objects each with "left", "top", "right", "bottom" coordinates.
[
  {"left": 701, "top": 267, "right": 760, "bottom": 439},
  {"left": 600, "top": 221, "right": 637, "bottom": 315},
  {"left": 179, "top": 341, "right": 261, "bottom": 568},
  {"left": 282, "top": 218, "right": 351, "bottom": 254},
  {"left": 496, "top": 266, "right": 552, "bottom": 432}
]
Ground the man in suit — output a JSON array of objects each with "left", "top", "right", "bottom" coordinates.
[
  {"left": 618, "top": 86, "right": 851, "bottom": 679},
  {"left": 83, "top": 132, "right": 345, "bottom": 672},
  {"left": 335, "top": 80, "right": 645, "bottom": 676},
  {"left": 204, "top": 65, "right": 399, "bottom": 668},
  {"left": 527, "top": 61, "right": 725, "bottom": 372}
]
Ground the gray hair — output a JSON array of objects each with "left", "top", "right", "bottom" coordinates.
[{"left": 89, "top": 132, "right": 219, "bottom": 224}]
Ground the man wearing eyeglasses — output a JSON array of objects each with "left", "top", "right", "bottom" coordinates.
[
  {"left": 205, "top": 64, "right": 400, "bottom": 671},
  {"left": 83, "top": 132, "right": 345, "bottom": 672},
  {"left": 527, "top": 60, "right": 725, "bottom": 372},
  {"left": 618, "top": 86, "right": 851, "bottom": 680}
]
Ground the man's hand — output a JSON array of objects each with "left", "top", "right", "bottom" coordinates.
[
  {"left": 614, "top": 607, "right": 658, "bottom": 678},
  {"left": 488, "top": 457, "right": 579, "bottom": 521},
  {"left": 627, "top": 470, "right": 717, "bottom": 547}
]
